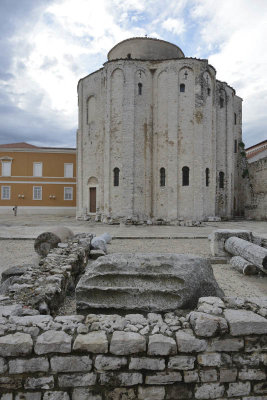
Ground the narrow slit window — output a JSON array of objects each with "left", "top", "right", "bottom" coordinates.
[
  {"left": 219, "top": 171, "right": 224, "bottom": 189},
  {"left": 114, "top": 167, "right": 120, "bottom": 186},
  {"left": 220, "top": 97, "right": 224, "bottom": 108},
  {"left": 182, "top": 166, "right": 189, "bottom": 186},
  {"left": 138, "top": 83, "right": 142, "bottom": 95},
  {"left": 160, "top": 168, "right": 165, "bottom": 187},
  {"left": 205, "top": 168, "right": 210, "bottom": 187},
  {"left": 234, "top": 113, "right": 237, "bottom": 125},
  {"left": 234, "top": 140, "right": 237, "bottom": 153},
  {"left": 180, "top": 83, "right": 185, "bottom": 93},
  {"left": 127, "top": 53, "right": 131, "bottom": 59},
  {"left": 207, "top": 88, "right": 211, "bottom": 96}
]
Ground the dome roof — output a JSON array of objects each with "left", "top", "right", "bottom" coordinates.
[{"left": 108, "top": 37, "right": 184, "bottom": 61}]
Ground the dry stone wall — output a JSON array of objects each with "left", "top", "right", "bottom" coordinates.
[
  {"left": 0, "top": 296, "right": 266, "bottom": 399},
  {"left": 0, "top": 234, "right": 92, "bottom": 314}
]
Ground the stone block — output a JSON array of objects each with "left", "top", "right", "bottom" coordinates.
[
  {"left": 0, "top": 332, "right": 33, "bottom": 356},
  {"left": 105, "top": 388, "right": 135, "bottom": 400},
  {"left": 145, "top": 372, "right": 182, "bottom": 385},
  {"left": 227, "top": 382, "right": 251, "bottom": 397},
  {"left": 0, "top": 376, "right": 23, "bottom": 389},
  {"left": 199, "top": 369, "right": 217, "bottom": 382},
  {"left": 138, "top": 386, "right": 165, "bottom": 400},
  {"left": 24, "top": 376, "right": 54, "bottom": 389},
  {"left": 209, "top": 229, "right": 251, "bottom": 256},
  {"left": 176, "top": 330, "right": 207, "bottom": 352},
  {"left": 190, "top": 312, "right": 228, "bottom": 337},
  {"left": 239, "top": 369, "right": 266, "bottom": 381},
  {"left": 110, "top": 331, "right": 146, "bottom": 355},
  {"left": 254, "top": 382, "right": 267, "bottom": 394},
  {"left": 99, "top": 372, "right": 142, "bottom": 386},
  {"left": 148, "top": 334, "right": 177, "bottom": 355},
  {"left": 72, "top": 389, "right": 102, "bottom": 400},
  {"left": 233, "top": 353, "right": 261, "bottom": 367},
  {"left": 76, "top": 253, "right": 224, "bottom": 312},
  {"left": 15, "top": 393, "right": 42, "bottom": 400},
  {"left": 165, "top": 383, "right": 193, "bottom": 399},
  {"left": 94, "top": 355, "right": 127, "bottom": 371},
  {"left": 0, "top": 394, "right": 13, "bottom": 400},
  {"left": 224, "top": 309, "right": 267, "bottom": 336},
  {"left": 58, "top": 373, "right": 97, "bottom": 387},
  {"left": 184, "top": 370, "right": 199, "bottom": 383},
  {"left": 195, "top": 383, "right": 225, "bottom": 399},
  {"left": 35, "top": 330, "right": 71, "bottom": 354},
  {"left": 129, "top": 357, "right": 165, "bottom": 370},
  {"left": 220, "top": 368, "right": 237, "bottom": 382},
  {"left": 198, "top": 353, "right": 222, "bottom": 366},
  {"left": 43, "top": 393, "right": 70, "bottom": 400},
  {"left": 168, "top": 355, "right": 195, "bottom": 370},
  {"left": 243, "top": 397, "right": 267, "bottom": 400},
  {"left": 73, "top": 331, "right": 108, "bottom": 353},
  {"left": 50, "top": 355, "right": 92, "bottom": 372},
  {"left": 9, "top": 315, "right": 52, "bottom": 326},
  {"left": 0, "top": 357, "right": 7, "bottom": 373},
  {"left": 209, "top": 338, "right": 244, "bottom": 352},
  {"left": 9, "top": 357, "right": 49, "bottom": 373}
]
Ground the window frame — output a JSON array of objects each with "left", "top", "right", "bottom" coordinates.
[
  {"left": 205, "top": 168, "right": 210, "bottom": 187},
  {"left": 138, "top": 83, "right": 142, "bottom": 95},
  {"left": 64, "top": 187, "right": 73, "bottom": 201},
  {"left": 219, "top": 171, "right": 224, "bottom": 189},
  {"left": 33, "top": 162, "right": 43, "bottom": 177},
  {"left": 160, "top": 167, "right": 166, "bottom": 187},
  {"left": 113, "top": 167, "right": 120, "bottom": 187},
  {"left": 33, "top": 186, "right": 42, "bottom": 200},
  {"left": 64, "top": 163, "right": 74, "bottom": 178},
  {"left": 1, "top": 161, "right": 11, "bottom": 177},
  {"left": 182, "top": 166, "right": 190, "bottom": 186},
  {"left": 180, "top": 83, "right": 185, "bottom": 93},
  {"left": 1, "top": 185, "right": 11, "bottom": 200}
]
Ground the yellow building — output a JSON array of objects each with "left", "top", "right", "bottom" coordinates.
[{"left": 0, "top": 142, "right": 76, "bottom": 215}]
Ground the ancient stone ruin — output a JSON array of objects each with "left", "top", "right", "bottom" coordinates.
[{"left": 0, "top": 229, "right": 266, "bottom": 399}]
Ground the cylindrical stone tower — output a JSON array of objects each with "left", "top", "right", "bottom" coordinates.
[{"left": 77, "top": 37, "right": 243, "bottom": 223}]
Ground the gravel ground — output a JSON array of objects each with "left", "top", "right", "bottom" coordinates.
[{"left": 1, "top": 238, "right": 266, "bottom": 307}]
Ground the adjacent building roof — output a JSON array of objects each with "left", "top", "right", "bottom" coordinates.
[
  {"left": 0, "top": 142, "right": 76, "bottom": 151},
  {"left": 246, "top": 139, "right": 267, "bottom": 162}
]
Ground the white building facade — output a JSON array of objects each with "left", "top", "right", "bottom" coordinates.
[{"left": 77, "top": 37, "right": 243, "bottom": 222}]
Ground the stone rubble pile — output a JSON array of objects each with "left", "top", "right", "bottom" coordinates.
[
  {"left": 0, "top": 296, "right": 266, "bottom": 399},
  {"left": 0, "top": 233, "right": 93, "bottom": 314}
]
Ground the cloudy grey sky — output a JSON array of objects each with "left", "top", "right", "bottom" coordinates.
[{"left": 0, "top": 0, "right": 266, "bottom": 148}]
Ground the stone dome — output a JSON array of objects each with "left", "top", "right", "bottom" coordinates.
[{"left": 107, "top": 37, "right": 185, "bottom": 61}]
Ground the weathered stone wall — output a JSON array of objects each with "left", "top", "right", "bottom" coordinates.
[
  {"left": 245, "top": 157, "right": 267, "bottom": 220},
  {"left": 0, "top": 296, "right": 266, "bottom": 399},
  {"left": 0, "top": 234, "right": 92, "bottom": 314}
]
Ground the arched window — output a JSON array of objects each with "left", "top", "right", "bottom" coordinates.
[
  {"left": 219, "top": 171, "right": 224, "bottom": 189},
  {"left": 160, "top": 168, "right": 165, "bottom": 187},
  {"left": 206, "top": 168, "right": 210, "bottom": 187},
  {"left": 127, "top": 53, "right": 131, "bottom": 59},
  {"left": 182, "top": 166, "right": 189, "bottom": 186},
  {"left": 180, "top": 83, "right": 185, "bottom": 93},
  {"left": 114, "top": 168, "right": 120, "bottom": 186},
  {"left": 138, "top": 83, "right": 142, "bottom": 95},
  {"left": 220, "top": 97, "right": 224, "bottom": 108}
]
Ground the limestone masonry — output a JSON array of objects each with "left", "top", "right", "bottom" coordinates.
[{"left": 77, "top": 37, "right": 244, "bottom": 222}]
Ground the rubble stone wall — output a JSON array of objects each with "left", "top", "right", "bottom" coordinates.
[{"left": 0, "top": 296, "right": 266, "bottom": 399}]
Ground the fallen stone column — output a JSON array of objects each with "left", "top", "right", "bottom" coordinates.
[
  {"left": 225, "top": 237, "right": 267, "bottom": 273},
  {"left": 34, "top": 226, "right": 74, "bottom": 257},
  {"left": 229, "top": 256, "right": 258, "bottom": 275}
]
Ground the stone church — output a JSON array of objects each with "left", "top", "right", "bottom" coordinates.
[{"left": 77, "top": 37, "right": 244, "bottom": 223}]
